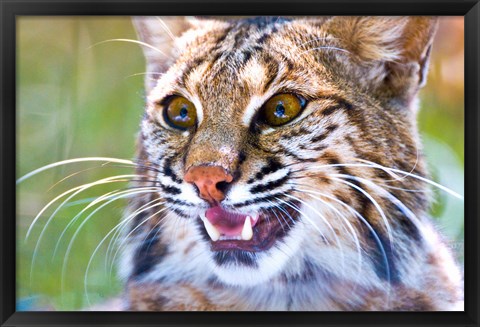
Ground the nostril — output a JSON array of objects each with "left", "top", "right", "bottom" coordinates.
[
  {"left": 216, "top": 181, "right": 231, "bottom": 194},
  {"left": 184, "top": 165, "right": 233, "bottom": 202}
]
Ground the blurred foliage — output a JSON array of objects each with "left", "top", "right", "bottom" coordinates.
[{"left": 16, "top": 17, "right": 464, "bottom": 310}]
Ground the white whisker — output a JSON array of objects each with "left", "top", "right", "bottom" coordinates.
[
  {"left": 105, "top": 198, "right": 164, "bottom": 270},
  {"left": 17, "top": 157, "right": 135, "bottom": 184},
  {"left": 155, "top": 17, "right": 177, "bottom": 41},
  {"left": 124, "top": 71, "right": 165, "bottom": 80},
  {"left": 60, "top": 188, "right": 161, "bottom": 299},
  {"left": 52, "top": 186, "right": 154, "bottom": 259},
  {"left": 283, "top": 193, "right": 346, "bottom": 271},
  {"left": 84, "top": 205, "right": 167, "bottom": 307},
  {"left": 294, "top": 185, "right": 363, "bottom": 276},
  {"left": 296, "top": 161, "right": 463, "bottom": 200},
  {"left": 265, "top": 199, "right": 290, "bottom": 231},
  {"left": 109, "top": 206, "right": 167, "bottom": 273},
  {"left": 88, "top": 39, "right": 168, "bottom": 57},
  {"left": 299, "top": 46, "right": 350, "bottom": 56},
  {"left": 294, "top": 186, "right": 392, "bottom": 307},
  {"left": 334, "top": 173, "right": 425, "bottom": 240},
  {"left": 25, "top": 174, "right": 139, "bottom": 241},
  {"left": 330, "top": 175, "right": 394, "bottom": 247},
  {"left": 274, "top": 197, "right": 329, "bottom": 245}
]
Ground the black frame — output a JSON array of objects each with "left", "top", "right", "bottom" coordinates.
[{"left": 1, "top": 0, "right": 479, "bottom": 326}]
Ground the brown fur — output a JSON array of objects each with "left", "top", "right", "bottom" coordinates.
[{"left": 119, "top": 16, "right": 463, "bottom": 311}]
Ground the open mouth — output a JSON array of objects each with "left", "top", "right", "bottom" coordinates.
[{"left": 199, "top": 204, "right": 297, "bottom": 252}]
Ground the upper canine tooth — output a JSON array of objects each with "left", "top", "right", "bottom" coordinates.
[
  {"left": 200, "top": 210, "right": 207, "bottom": 222},
  {"left": 203, "top": 219, "right": 220, "bottom": 241},
  {"left": 241, "top": 216, "right": 253, "bottom": 241}
]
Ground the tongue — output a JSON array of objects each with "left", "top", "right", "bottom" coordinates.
[{"left": 205, "top": 206, "right": 256, "bottom": 236}]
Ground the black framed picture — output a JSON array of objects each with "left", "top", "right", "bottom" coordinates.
[{"left": 1, "top": 1, "right": 479, "bottom": 326}]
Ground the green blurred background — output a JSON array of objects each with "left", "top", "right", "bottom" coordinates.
[{"left": 16, "top": 17, "right": 464, "bottom": 310}]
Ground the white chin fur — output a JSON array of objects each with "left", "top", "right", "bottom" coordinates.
[{"left": 211, "top": 222, "right": 306, "bottom": 287}]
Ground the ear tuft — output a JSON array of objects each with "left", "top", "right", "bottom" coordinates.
[
  {"left": 325, "top": 16, "right": 438, "bottom": 102},
  {"left": 132, "top": 16, "right": 191, "bottom": 91},
  {"left": 326, "top": 17, "right": 409, "bottom": 62},
  {"left": 326, "top": 16, "right": 438, "bottom": 63}
]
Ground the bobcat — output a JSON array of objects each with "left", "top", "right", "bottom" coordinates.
[{"left": 120, "top": 16, "right": 463, "bottom": 310}]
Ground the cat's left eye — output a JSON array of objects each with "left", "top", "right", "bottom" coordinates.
[
  {"left": 163, "top": 96, "right": 197, "bottom": 130},
  {"left": 261, "top": 93, "right": 306, "bottom": 126}
]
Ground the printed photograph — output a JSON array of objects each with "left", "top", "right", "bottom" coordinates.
[{"left": 17, "top": 16, "right": 464, "bottom": 311}]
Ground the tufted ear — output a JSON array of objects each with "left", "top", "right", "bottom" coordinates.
[
  {"left": 324, "top": 16, "right": 438, "bottom": 103},
  {"left": 132, "top": 16, "right": 192, "bottom": 92}
]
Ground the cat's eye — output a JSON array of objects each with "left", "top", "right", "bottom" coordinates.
[
  {"left": 163, "top": 96, "right": 197, "bottom": 130},
  {"left": 262, "top": 93, "right": 306, "bottom": 126}
]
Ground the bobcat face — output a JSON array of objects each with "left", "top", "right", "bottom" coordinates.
[{"left": 128, "top": 17, "right": 438, "bottom": 287}]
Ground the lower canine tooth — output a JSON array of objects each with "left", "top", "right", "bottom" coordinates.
[
  {"left": 203, "top": 219, "right": 220, "bottom": 241},
  {"left": 241, "top": 216, "right": 253, "bottom": 241}
]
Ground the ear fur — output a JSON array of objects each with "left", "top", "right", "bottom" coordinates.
[
  {"left": 132, "top": 16, "right": 191, "bottom": 91},
  {"left": 324, "top": 16, "right": 439, "bottom": 103}
]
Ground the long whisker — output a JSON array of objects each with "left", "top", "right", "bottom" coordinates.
[
  {"left": 155, "top": 17, "right": 177, "bottom": 41},
  {"left": 352, "top": 160, "right": 463, "bottom": 199},
  {"left": 354, "top": 157, "right": 419, "bottom": 184},
  {"left": 292, "top": 184, "right": 363, "bottom": 275},
  {"left": 333, "top": 173, "right": 425, "bottom": 239},
  {"left": 316, "top": 162, "right": 463, "bottom": 199},
  {"left": 284, "top": 192, "right": 341, "bottom": 243},
  {"left": 43, "top": 186, "right": 160, "bottom": 291},
  {"left": 25, "top": 174, "right": 140, "bottom": 241},
  {"left": 47, "top": 186, "right": 151, "bottom": 264},
  {"left": 299, "top": 46, "right": 350, "bottom": 56},
  {"left": 124, "top": 71, "right": 165, "bottom": 80},
  {"left": 88, "top": 39, "right": 168, "bottom": 57},
  {"left": 376, "top": 185, "right": 430, "bottom": 193},
  {"left": 105, "top": 197, "right": 164, "bottom": 270},
  {"left": 283, "top": 193, "right": 346, "bottom": 270},
  {"left": 290, "top": 161, "right": 463, "bottom": 199},
  {"left": 134, "top": 207, "right": 170, "bottom": 265},
  {"left": 84, "top": 204, "right": 166, "bottom": 307},
  {"left": 47, "top": 166, "right": 115, "bottom": 192},
  {"left": 274, "top": 197, "right": 329, "bottom": 245},
  {"left": 293, "top": 186, "right": 392, "bottom": 306},
  {"left": 260, "top": 202, "right": 301, "bottom": 261},
  {"left": 329, "top": 175, "right": 394, "bottom": 247},
  {"left": 52, "top": 186, "right": 159, "bottom": 260},
  {"left": 109, "top": 200, "right": 168, "bottom": 278},
  {"left": 108, "top": 204, "right": 167, "bottom": 273},
  {"left": 17, "top": 157, "right": 136, "bottom": 184},
  {"left": 83, "top": 203, "right": 165, "bottom": 306},
  {"left": 60, "top": 188, "right": 161, "bottom": 299},
  {"left": 265, "top": 199, "right": 290, "bottom": 231}
]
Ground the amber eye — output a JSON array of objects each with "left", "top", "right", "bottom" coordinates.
[
  {"left": 262, "top": 93, "right": 306, "bottom": 126},
  {"left": 163, "top": 96, "right": 197, "bottom": 130}
]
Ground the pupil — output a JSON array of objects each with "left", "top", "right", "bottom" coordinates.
[
  {"left": 275, "top": 103, "right": 286, "bottom": 117},
  {"left": 179, "top": 106, "right": 188, "bottom": 118}
]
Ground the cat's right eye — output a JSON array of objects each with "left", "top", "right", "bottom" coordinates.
[
  {"left": 163, "top": 96, "right": 197, "bottom": 130},
  {"left": 261, "top": 93, "right": 306, "bottom": 127}
]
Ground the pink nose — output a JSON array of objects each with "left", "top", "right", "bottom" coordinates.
[{"left": 184, "top": 166, "right": 233, "bottom": 202}]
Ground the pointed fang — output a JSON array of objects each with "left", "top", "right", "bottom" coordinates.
[
  {"left": 241, "top": 216, "right": 253, "bottom": 241},
  {"left": 203, "top": 218, "right": 220, "bottom": 241}
]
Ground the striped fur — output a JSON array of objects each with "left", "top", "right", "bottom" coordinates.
[{"left": 121, "top": 16, "right": 463, "bottom": 311}]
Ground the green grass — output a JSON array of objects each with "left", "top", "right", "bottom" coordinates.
[
  {"left": 17, "top": 17, "right": 144, "bottom": 310},
  {"left": 16, "top": 17, "right": 465, "bottom": 310}
]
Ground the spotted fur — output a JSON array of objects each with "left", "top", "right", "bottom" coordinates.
[{"left": 120, "top": 16, "right": 463, "bottom": 311}]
